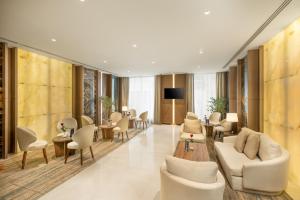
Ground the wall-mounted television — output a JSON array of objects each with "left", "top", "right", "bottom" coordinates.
[{"left": 164, "top": 88, "right": 185, "bottom": 99}]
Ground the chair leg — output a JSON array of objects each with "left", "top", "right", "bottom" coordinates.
[
  {"left": 126, "top": 131, "right": 129, "bottom": 139},
  {"left": 21, "top": 151, "right": 27, "bottom": 169},
  {"left": 65, "top": 148, "right": 70, "bottom": 164},
  {"left": 42, "top": 148, "right": 48, "bottom": 164},
  {"left": 142, "top": 122, "right": 144, "bottom": 129},
  {"left": 80, "top": 149, "right": 83, "bottom": 166},
  {"left": 90, "top": 146, "right": 94, "bottom": 160},
  {"left": 122, "top": 132, "right": 124, "bottom": 142}
]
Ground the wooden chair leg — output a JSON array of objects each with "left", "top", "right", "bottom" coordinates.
[
  {"left": 65, "top": 148, "right": 70, "bottom": 164},
  {"left": 42, "top": 148, "right": 48, "bottom": 164},
  {"left": 21, "top": 151, "right": 27, "bottom": 169},
  {"left": 122, "top": 132, "right": 124, "bottom": 142},
  {"left": 126, "top": 131, "right": 129, "bottom": 139},
  {"left": 90, "top": 146, "right": 94, "bottom": 160},
  {"left": 80, "top": 149, "right": 83, "bottom": 165},
  {"left": 143, "top": 122, "right": 144, "bottom": 129}
]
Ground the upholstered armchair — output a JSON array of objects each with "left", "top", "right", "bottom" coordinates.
[
  {"left": 136, "top": 111, "right": 148, "bottom": 129},
  {"left": 113, "top": 117, "right": 129, "bottom": 142},
  {"left": 213, "top": 119, "right": 232, "bottom": 140},
  {"left": 110, "top": 112, "right": 122, "bottom": 126},
  {"left": 81, "top": 115, "right": 99, "bottom": 141},
  {"left": 180, "top": 119, "right": 206, "bottom": 143},
  {"left": 209, "top": 112, "right": 221, "bottom": 126},
  {"left": 128, "top": 109, "right": 137, "bottom": 119},
  {"left": 65, "top": 125, "right": 95, "bottom": 165},
  {"left": 186, "top": 112, "right": 199, "bottom": 120},
  {"left": 160, "top": 158, "right": 225, "bottom": 200},
  {"left": 16, "top": 127, "right": 48, "bottom": 169},
  {"left": 57, "top": 117, "right": 78, "bottom": 136}
]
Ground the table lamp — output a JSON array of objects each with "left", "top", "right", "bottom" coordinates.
[
  {"left": 226, "top": 113, "right": 238, "bottom": 134},
  {"left": 122, "top": 106, "right": 128, "bottom": 116}
]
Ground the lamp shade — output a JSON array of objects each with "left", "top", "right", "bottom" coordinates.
[
  {"left": 226, "top": 113, "right": 238, "bottom": 122},
  {"left": 122, "top": 106, "right": 128, "bottom": 112}
]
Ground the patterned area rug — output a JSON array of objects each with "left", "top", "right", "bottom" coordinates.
[{"left": 0, "top": 128, "right": 144, "bottom": 200}]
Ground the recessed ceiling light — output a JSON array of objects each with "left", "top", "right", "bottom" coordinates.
[
  {"left": 132, "top": 44, "right": 138, "bottom": 48},
  {"left": 103, "top": 60, "right": 107, "bottom": 64},
  {"left": 127, "top": 70, "right": 131, "bottom": 73},
  {"left": 152, "top": 61, "right": 156, "bottom": 64},
  {"left": 199, "top": 49, "right": 204, "bottom": 54},
  {"left": 80, "top": 0, "right": 85, "bottom": 2},
  {"left": 51, "top": 38, "right": 56, "bottom": 42},
  {"left": 197, "top": 65, "right": 201, "bottom": 68},
  {"left": 204, "top": 10, "right": 211, "bottom": 15}
]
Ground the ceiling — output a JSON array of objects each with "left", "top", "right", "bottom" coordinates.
[{"left": 0, "top": 0, "right": 300, "bottom": 76}]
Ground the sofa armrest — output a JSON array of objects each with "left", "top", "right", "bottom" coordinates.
[
  {"left": 243, "top": 150, "right": 289, "bottom": 192},
  {"left": 223, "top": 136, "right": 237, "bottom": 143},
  {"left": 160, "top": 163, "right": 225, "bottom": 200}
]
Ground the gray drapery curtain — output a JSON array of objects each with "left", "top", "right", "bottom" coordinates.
[
  {"left": 120, "top": 77, "right": 129, "bottom": 107},
  {"left": 186, "top": 74, "right": 194, "bottom": 112},
  {"left": 216, "top": 72, "right": 228, "bottom": 99},
  {"left": 154, "top": 75, "right": 161, "bottom": 124}
]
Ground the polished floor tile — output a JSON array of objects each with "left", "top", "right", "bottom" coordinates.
[{"left": 39, "top": 125, "right": 179, "bottom": 200}]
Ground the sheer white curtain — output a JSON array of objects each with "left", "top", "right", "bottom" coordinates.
[
  {"left": 128, "top": 76, "right": 155, "bottom": 122},
  {"left": 194, "top": 73, "right": 216, "bottom": 120}
]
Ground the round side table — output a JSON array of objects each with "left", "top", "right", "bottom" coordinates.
[
  {"left": 52, "top": 136, "right": 75, "bottom": 157},
  {"left": 99, "top": 125, "right": 116, "bottom": 141}
]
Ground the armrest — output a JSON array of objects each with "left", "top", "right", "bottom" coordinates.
[
  {"left": 243, "top": 150, "right": 289, "bottom": 192},
  {"left": 223, "top": 136, "right": 237, "bottom": 143}
]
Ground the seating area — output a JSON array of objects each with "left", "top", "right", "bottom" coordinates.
[{"left": 0, "top": 1, "right": 299, "bottom": 200}]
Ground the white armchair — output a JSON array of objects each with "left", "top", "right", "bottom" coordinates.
[
  {"left": 160, "top": 163, "right": 225, "bottom": 200},
  {"left": 65, "top": 125, "right": 95, "bottom": 165},
  {"left": 128, "top": 109, "right": 137, "bottom": 119},
  {"left": 57, "top": 117, "right": 78, "bottom": 135},
  {"left": 110, "top": 112, "right": 122, "bottom": 126},
  {"left": 209, "top": 112, "right": 221, "bottom": 126},
  {"left": 136, "top": 111, "right": 148, "bottom": 129},
  {"left": 213, "top": 119, "right": 232, "bottom": 140},
  {"left": 180, "top": 119, "right": 206, "bottom": 143},
  {"left": 186, "top": 112, "right": 199, "bottom": 120},
  {"left": 81, "top": 115, "right": 99, "bottom": 141},
  {"left": 16, "top": 127, "right": 48, "bottom": 169},
  {"left": 113, "top": 117, "right": 129, "bottom": 142}
]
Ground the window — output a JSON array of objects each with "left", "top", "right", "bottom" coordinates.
[
  {"left": 194, "top": 73, "right": 216, "bottom": 120},
  {"left": 128, "top": 76, "right": 155, "bottom": 122}
]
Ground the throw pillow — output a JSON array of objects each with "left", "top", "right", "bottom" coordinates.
[
  {"left": 244, "top": 134, "right": 260, "bottom": 159},
  {"left": 183, "top": 119, "right": 201, "bottom": 134},
  {"left": 165, "top": 156, "right": 218, "bottom": 183},
  {"left": 259, "top": 134, "right": 282, "bottom": 161},
  {"left": 234, "top": 127, "right": 251, "bottom": 153}
]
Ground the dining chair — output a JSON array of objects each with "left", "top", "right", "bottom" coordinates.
[
  {"left": 16, "top": 127, "right": 48, "bottom": 169},
  {"left": 57, "top": 117, "right": 78, "bottom": 135},
  {"left": 136, "top": 111, "right": 148, "bottom": 129},
  {"left": 113, "top": 117, "right": 129, "bottom": 142},
  {"left": 128, "top": 109, "right": 137, "bottom": 119},
  {"left": 65, "top": 125, "right": 95, "bottom": 165},
  {"left": 209, "top": 112, "right": 221, "bottom": 126},
  {"left": 110, "top": 112, "right": 122, "bottom": 126},
  {"left": 81, "top": 115, "right": 99, "bottom": 141}
]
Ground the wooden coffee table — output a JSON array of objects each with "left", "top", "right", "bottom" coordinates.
[
  {"left": 174, "top": 141, "right": 210, "bottom": 161},
  {"left": 99, "top": 125, "right": 116, "bottom": 141},
  {"left": 129, "top": 118, "right": 135, "bottom": 128},
  {"left": 52, "top": 136, "right": 75, "bottom": 157}
]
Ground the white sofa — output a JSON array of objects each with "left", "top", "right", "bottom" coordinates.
[
  {"left": 160, "top": 159, "right": 225, "bottom": 200},
  {"left": 180, "top": 122, "right": 206, "bottom": 143},
  {"left": 215, "top": 134, "right": 289, "bottom": 194}
]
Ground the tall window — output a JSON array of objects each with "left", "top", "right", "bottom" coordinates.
[
  {"left": 194, "top": 73, "right": 216, "bottom": 120},
  {"left": 128, "top": 76, "right": 155, "bottom": 122}
]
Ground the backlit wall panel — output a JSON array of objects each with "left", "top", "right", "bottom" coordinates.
[
  {"left": 17, "top": 49, "right": 72, "bottom": 143},
  {"left": 263, "top": 18, "right": 300, "bottom": 199}
]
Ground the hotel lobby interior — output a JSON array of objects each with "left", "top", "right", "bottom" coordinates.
[{"left": 0, "top": 0, "right": 300, "bottom": 200}]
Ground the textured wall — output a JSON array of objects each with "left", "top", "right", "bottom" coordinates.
[
  {"left": 17, "top": 49, "right": 72, "bottom": 143},
  {"left": 263, "top": 18, "right": 300, "bottom": 199}
]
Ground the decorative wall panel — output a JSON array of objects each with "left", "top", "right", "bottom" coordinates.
[
  {"left": 83, "top": 69, "right": 96, "bottom": 120},
  {"left": 17, "top": 49, "right": 72, "bottom": 143},
  {"left": 263, "top": 18, "right": 300, "bottom": 199}
]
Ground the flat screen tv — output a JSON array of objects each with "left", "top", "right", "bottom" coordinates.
[{"left": 164, "top": 88, "right": 185, "bottom": 99}]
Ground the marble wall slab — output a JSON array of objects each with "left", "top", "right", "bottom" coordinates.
[
  {"left": 263, "top": 18, "right": 300, "bottom": 199},
  {"left": 17, "top": 49, "right": 72, "bottom": 143}
]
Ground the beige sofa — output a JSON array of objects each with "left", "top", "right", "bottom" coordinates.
[
  {"left": 214, "top": 132, "right": 289, "bottom": 194},
  {"left": 179, "top": 122, "right": 206, "bottom": 143}
]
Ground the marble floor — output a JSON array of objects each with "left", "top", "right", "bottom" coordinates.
[{"left": 39, "top": 125, "right": 179, "bottom": 200}]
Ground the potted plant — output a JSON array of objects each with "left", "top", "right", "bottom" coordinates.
[
  {"left": 99, "top": 96, "right": 114, "bottom": 123},
  {"left": 207, "top": 97, "right": 227, "bottom": 119}
]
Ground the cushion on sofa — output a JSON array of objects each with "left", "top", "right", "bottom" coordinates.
[
  {"left": 244, "top": 134, "right": 260, "bottom": 160},
  {"left": 234, "top": 128, "right": 252, "bottom": 152},
  {"left": 215, "top": 142, "right": 260, "bottom": 177},
  {"left": 165, "top": 156, "right": 218, "bottom": 183},
  {"left": 180, "top": 132, "right": 205, "bottom": 142},
  {"left": 183, "top": 119, "right": 201, "bottom": 134},
  {"left": 259, "top": 134, "right": 282, "bottom": 161}
]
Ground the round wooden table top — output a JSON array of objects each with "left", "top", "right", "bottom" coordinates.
[
  {"left": 99, "top": 124, "right": 116, "bottom": 129},
  {"left": 52, "top": 136, "right": 72, "bottom": 143}
]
